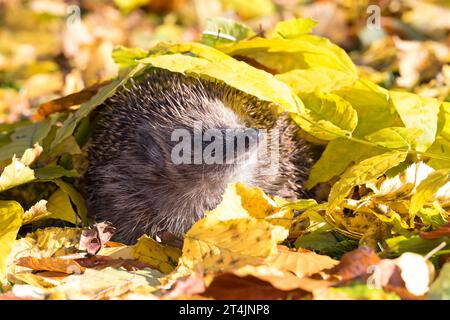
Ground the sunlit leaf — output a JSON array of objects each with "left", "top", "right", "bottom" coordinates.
[
  {"left": 0, "top": 201, "right": 23, "bottom": 281},
  {"left": 276, "top": 67, "right": 356, "bottom": 93},
  {"left": 410, "top": 169, "right": 450, "bottom": 215},
  {"left": 218, "top": 36, "right": 357, "bottom": 75},
  {"left": 271, "top": 18, "right": 317, "bottom": 39},
  {"left": 132, "top": 235, "right": 181, "bottom": 274},
  {"left": 201, "top": 17, "right": 255, "bottom": 46},
  {"left": 365, "top": 127, "right": 423, "bottom": 150},
  {"left": 390, "top": 91, "right": 440, "bottom": 152},
  {"left": 327, "top": 151, "right": 408, "bottom": 214},
  {"left": 292, "top": 92, "right": 358, "bottom": 141}
]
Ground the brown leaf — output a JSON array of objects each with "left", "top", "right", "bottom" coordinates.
[
  {"left": 33, "top": 80, "right": 112, "bottom": 120},
  {"left": 79, "top": 221, "right": 116, "bottom": 255},
  {"left": 147, "top": 0, "right": 187, "bottom": 13},
  {"left": 165, "top": 273, "right": 206, "bottom": 299},
  {"left": 75, "top": 255, "right": 151, "bottom": 271},
  {"left": 234, "top": 265, "right": 333, "bottom": 292},
  {"left": 327, "top": 247, "right": 381, "bottom": 282},
  {"left": 15, "top": 257, "right": 86, "bottom": 274},
  {"left": 420, "top": 222, "right": 450, "bottom": 239},
  {"left": 201, "top": 273, "right": 308, "bottom": 300}
]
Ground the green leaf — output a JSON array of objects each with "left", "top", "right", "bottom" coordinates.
[
  {"left": 276, "top": 67, "right": 356, "bottom": 93},
  {"left": 0, "top": 200, "right": 24, "bottom": 281},
  {"left": 112, "top": 45, "right": 149, "bottom": 69},
  {"left": 201, "top": 17, "right": 255, "bottom": 46},
  {"left": 292, "top": 92, "right": 358, "bottom": 141},
  {"left": 0, "top": 116, "right": 57, "bottom": 163},
  {"left": 385, "top": 235, "right": 450, "bottom": 255},
  {"left": 410, "top": 169, "right": 450, "bottom": 215},
  {"left": 327, "top": 151, "right": 408, "bottom": 214},
  {"left": 427, "top": 262, "right": 450, "bottom": 300},
  {"left": 271, "top": 18, "right": 317, "bottom": 39},
  {"left": 218, "top": 36, "right": 357, "bottom": 75},
  {"left": 34, "top": 165, "right": 80, "bottom": 180},
  {"left": 48, "top": 136, "right": 82, "bottom": 157},
  {"left": 319, "top": 239, "right": 358, "bottom": 260},
  {"left": 365, "top": 127, "right": 424, "bottom": 150},
  {"left": 389, "top": 91, "right": 440, "bottom": 152},
  {"left": 295, "top": 232, "right": 338, "bottom": 251}
]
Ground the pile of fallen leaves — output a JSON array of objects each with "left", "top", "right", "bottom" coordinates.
[
  {"left": 0, "top": 1, "right": 450, "bottom": 300},
  {"left": 1, "top": 182, "right": 449, "bottom": 300}
]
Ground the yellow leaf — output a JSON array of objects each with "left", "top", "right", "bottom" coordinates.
[
  {"left": 97, "top": 246, "right": 134, "bottom": 260},
  {"left": 271, "top": 18, "right": 317, "bottom": 39},
  {"left": 20, "top": 143, "right": 43, "bottom": 166},
  {"left": 16, "top": 227, "right": 82, "bottom": 259},
  {"left": 22, "top": 200, "right": 51, "bottom": 225},
  {"left": 292, "top": 91, "right": 358, "bottom": 141},
  {"left": 140, "top": 42, "right": 301, "bottom": 113},
  {"left": 207, "top": 183, "right": 293, "bottom": 242},
  {"left": 276, "top": 67, "right": 356, "bottom": 93},
  {"left": 390, "top": 91, "right": 440, "bottom": 152},
  {"left": 49, "top": 267, "right": 161, "bottom": 300},
  {"left": 218, "top": 36, "right": 357, "bottom": 75},
  {"left": 11, "top": 272, "right": 62, "bottom": 289},
  {"left": 266, "top": 247, "right": 338, "bottom": 278},
  {"left": 47, "top": 189, "right": 78, "bottom": 224},
  {"left": 132, "top": 236, "right": 181, "bottom": 274},
  {"left": 410, "top": 169, "right": 450, "bottom": 215},
  {"left": 181, "top": 216, "right": 276, "bottom": 272},
  {"left": 53, "top": 179, "right": 88, "bottom": 223},
  {"left": 0, "top": 201, "right": 24, "bottom": 282},
  {"left": 0, "top": 155, "right": 35, "bottom": 192},
  {"left": 327, "top": 151, "right": 408, "bottom": 214}
]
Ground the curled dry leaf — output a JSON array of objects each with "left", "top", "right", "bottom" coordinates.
[{"left": 79, "top": 221, "right": 116, "bottom": 255}]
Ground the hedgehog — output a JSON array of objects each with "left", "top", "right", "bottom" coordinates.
[{"left": 85, "top": 69, "right": 314, "bottom": 245}]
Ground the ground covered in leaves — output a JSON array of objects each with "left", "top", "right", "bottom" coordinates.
[{"left": 0, "top": 0, "right": 450, "bottom": 300}]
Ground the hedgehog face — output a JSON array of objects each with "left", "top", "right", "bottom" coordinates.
[{"left": 140, "top": 95, "right": 264, "bottom": 185}]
